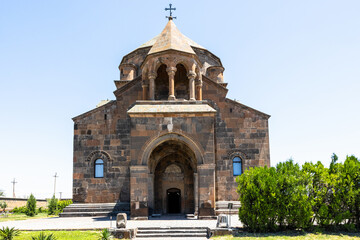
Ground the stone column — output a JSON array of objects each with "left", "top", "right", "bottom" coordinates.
[
  {"left": 196, "top": 79, "right": 203, "bottom": 101},
  {"left": 166, "top": 67, "right": 177, "bottom": 100},
  {"left": 130, "top": 166, "right": 149, "bottom": 219},
  {"left": 148, "top": 173, "right": 154, "bottom": 215},
  {"left": 194, "top": 172, "right": 198, "bottom": 216},
  {"left": 142, "top": 84, "right": 148, "bottom": 100},
  {"left": 188, "top": 71, "right": 196, "bottom": 101},
  {"left": 149, "top": 73, "right": 156, "bottom": 100}
]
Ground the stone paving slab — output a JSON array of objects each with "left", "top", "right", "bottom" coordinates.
[{"left": 0, "top": 215, "right": 242, "bottom": 231}]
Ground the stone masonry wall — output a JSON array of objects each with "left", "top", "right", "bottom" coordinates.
[{"left": 202, "top": 76, "right": 270, "bottom": 202}]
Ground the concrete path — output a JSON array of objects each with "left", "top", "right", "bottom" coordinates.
[{"left": 0, "top": 215, "right": 242, "bottom": 231}]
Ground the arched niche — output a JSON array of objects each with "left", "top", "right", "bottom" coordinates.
[
  {"left": 155, "top": 64, "right": 169, "bottom": 100},
  {"left": 174, "top": 64, "right": 189, "bottom": 100}
]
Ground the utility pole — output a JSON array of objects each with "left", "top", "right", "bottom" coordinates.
[
  {"left": 59, "top": 192, "right": 62, "bottom": 200},
  {"left": 53, "top": 173, "right": 59, "bottom": 197},
  {"left": 11, "top": 178, "right": 17, "bottom": 198}
]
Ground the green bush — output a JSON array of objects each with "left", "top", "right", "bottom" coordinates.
[
  {"left": 0, "top": 201, "right": 7, "bottom": 213},
  {"left": 237, "top": 155, "right": 360, "bottom": 232},
  {"left": 237, "top": 166, "right": 279, "bottom": 232},
  {"left": 26, "top": 194, "right": 37, "bottom": 217},
  {"left": 10, "top": 206, "right": 27, "bottom": 214},
  {"left": 57, "top": 199, "right": 72, "bottom": 212},
  {"left": 47, "top": 195, "right": 58, "bottom": 215},
  {"left": 37, "top": 207, "right": 47, "bottom": 214},
  {"left": 31, "top": 232, "right": 57, "bottom": 240},
  {"left": 98, "top": 229, "right": 113, "bottom": 240},
  {"left": 0, "top": 227, "right": 20, "bottom": 240},
  {"left": 276, "top": 160, "right": 313, "bottom": 230}
]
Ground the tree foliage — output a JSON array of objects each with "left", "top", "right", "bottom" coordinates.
[
  {"left": 26, "top": 194, "right": 37, "bottom": 217},
  {"left": 47, "top": 195, "right": 58, "bottom": 215},
  {"left": 237, "top": 155, "right": 360, "bottom": 232}
]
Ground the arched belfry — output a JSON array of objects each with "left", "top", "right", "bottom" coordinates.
[
  {"left": 140, "top": 19, "right": 202, "bottom": 101},
  {"left": 71, "top": 12, "right": 270, "bottom": 220}
]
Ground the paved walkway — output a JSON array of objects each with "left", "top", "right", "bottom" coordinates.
[{"left": 0, "top": 215, "right": 242, "bottom": 231}]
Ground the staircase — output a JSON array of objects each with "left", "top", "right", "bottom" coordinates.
[
  {"left": 135, "top": 227, "right": 209, "bottom": 238},
  {"left": 59, "top": 202, "right": 130, "bottom": 217}
]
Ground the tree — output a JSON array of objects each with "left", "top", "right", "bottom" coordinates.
[
  {"left": 26, "top": 194, "right": 37, "bottom": 217},
  {"left": 0, "top": 190, "right": 4, "bottom": 197},
  {"left": 47, "top": 195, "right": 58, "bottom": 215}
]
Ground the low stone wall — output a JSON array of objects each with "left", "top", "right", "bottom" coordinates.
[{"left": 0, "top": 197, "right": 48, "bottom": 211}]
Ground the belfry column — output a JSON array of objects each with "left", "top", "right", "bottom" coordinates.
[
  {"left": 188, "top": 71, "right": 196, "bottom": 101},
  {"left": 149, "top": 73, "right": 156, "bottom": 100},
  {"left": 166, "top": 67, "right": 177, "bottom": 100},
  {"left": 196, "top": 79, "right": 203, "bottom": 101},
  {"left": 142, "top": 80, "right": 149, "bottom": 100}
]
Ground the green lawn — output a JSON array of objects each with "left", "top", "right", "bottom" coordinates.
[
  {"left": 212, "top": 232, "right": 360, "bottom": 240},
  {"left": 16, "top": 231, "right": 112, "bottom": 240},
  {"left": 0, "top": 213, "right": 56, "bottom": 222}
]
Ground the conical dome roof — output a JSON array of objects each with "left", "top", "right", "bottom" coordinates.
[{"left": 138, "top": 20, "right": 205, "bottom": 55}]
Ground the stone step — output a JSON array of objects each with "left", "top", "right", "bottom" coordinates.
[
  {"left": 136, "top": 227, "right": 208, "bottom": 238},
  {"left": 59, "top": 211, "right": 112, "bottom": 217},
  {"left": 63, "top": 207, "right": 128, "bottom": 212},
  {"left": 138, "top": 227, "right": 208, "bottom": 230},
  {"left": 136, "top": 233, "right": 208, "bottom": 238},
  {"left": 60, "top": 203, "right": 130, "bottom": 218},
  {"left": 138, "top": 230, "right": 207, "bottom": 233}
]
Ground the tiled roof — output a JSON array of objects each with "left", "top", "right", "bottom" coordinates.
[{"left": 138, "top": 20, "right": 205, "bottom": 55}]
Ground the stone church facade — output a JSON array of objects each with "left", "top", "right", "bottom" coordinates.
[{"left": 72, "top": 19, "right": 270, "bottom": 219}]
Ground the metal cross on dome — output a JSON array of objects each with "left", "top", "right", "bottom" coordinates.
[{"left": 165, "top": 3, "right": 176, "bottom": 20}]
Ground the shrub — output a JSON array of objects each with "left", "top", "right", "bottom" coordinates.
[
  {"left": 10, "top": 206, "right": 27, "bottom": 214},
  {"left": 31, "top": 232, "right": 57, "bottom": 240},
  {"left": 276, "top": 160, "right": 313, "bottom": 230},
  {"left": 37, "top": 207, "right": 47, "bottom": 214},
  {"left": 0, "top": 201, "right": 7, "bottom": 213},
  {"left": 98, "top": 229, "right": 113, "bottom": 240},
  {"left": 237, "top": 166, "right": 279, "bottom": 232},
  {"left": 57, "top": 199, "right": 72, "bottom": 212},
  {"left": 237, "top": 156, "right": 360, "bottom": 232},
  {"left": 26, "top": 194, "right": 37, "bottom": 217},
  {"left": 0, "top": 227, "right": 20, "bottom": 240},
  {"left": 47, "top": 195, "right": 58, "bottom": 215}
]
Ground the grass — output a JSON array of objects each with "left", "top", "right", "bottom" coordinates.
[
  {"left": 212, "top": 232, "right": 360, "bottom": 240},
  {"left": 0, "top": 213, "right": 57, "bottom": 222},
  {"left": 15, "top": 231, "right": 103, "bottom": 240}
]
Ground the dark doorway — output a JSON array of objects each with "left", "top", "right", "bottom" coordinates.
[{"left": 167, "top": 188, "right": 181, "bottom": 213}]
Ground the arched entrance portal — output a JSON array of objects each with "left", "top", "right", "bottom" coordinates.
[{"left": 149, "top": 140, "right": 196, "bottom": 215}]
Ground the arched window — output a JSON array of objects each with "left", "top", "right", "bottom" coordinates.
[
  {"left": 94, "top": 159, "right": 104, "bottom": 178},
  {"left": 233, "top": 156, "right": 242, "bottom": 176}
]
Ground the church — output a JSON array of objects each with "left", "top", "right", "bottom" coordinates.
[{"left": 71, "top": 16, "right": 270, "bottom": 219}]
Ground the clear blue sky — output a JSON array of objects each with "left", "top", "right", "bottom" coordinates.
[{"left": 1, "top": 0, "right": 359, "bottom": 199}]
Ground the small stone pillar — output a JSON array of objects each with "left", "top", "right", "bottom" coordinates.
[
  {"left": 188, "top": 71, "right": 196, "bottom": 101},
  {"left": 149, "top": 73, "right": 156, "bottom": 100},
  {"left": 166, "top": 67, "right": 177, "bottom": 100},
  {"left": 196, "top": 79, "right": 203, "bottom": 101},
  {"left": 142, "top": 84, "right": 148, "bottom": 100},
  {"left": 116, "top": 213, "right": 127, "bottom": 228}
]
